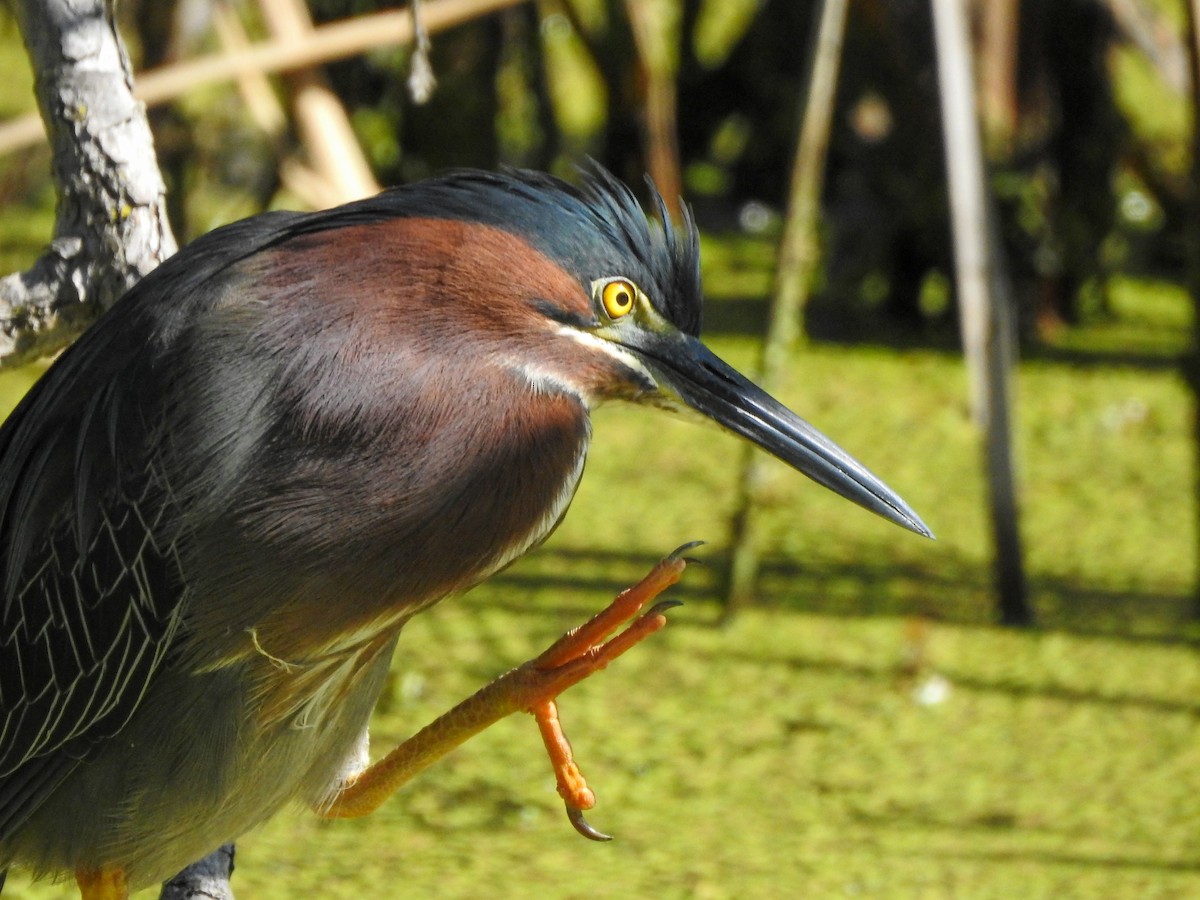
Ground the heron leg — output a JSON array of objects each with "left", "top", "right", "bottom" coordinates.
[
  {"left": 529, "top": 697, "right": 610, "bottom": 841},
  {"left": 314, "top": 543, "right": 699, "bottom": 837},
  {"left": 75, "top": 866, "right": 129, "bottom": 900}
]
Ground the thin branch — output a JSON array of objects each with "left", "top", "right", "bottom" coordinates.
[
  {"left": 724, "top": 0, "right": 849, "bottom": 614},
  {"left": 0, "top": 0, "right": 528, "bottom": 156},
  {"left": 408, "top": 0, "right": 438, "bottom": 104}
]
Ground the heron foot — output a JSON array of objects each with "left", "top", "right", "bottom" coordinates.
[
  {"left": 521, "top": 545, "right": 699, "bottom": 840},
  {"left": 315, "top": 544, "right": 697, "bottom": 834}
]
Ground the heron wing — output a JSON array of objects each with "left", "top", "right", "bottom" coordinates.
[{"left": 0, "top": 212, "right": 309, "bottom": 842}]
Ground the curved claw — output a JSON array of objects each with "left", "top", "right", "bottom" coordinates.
[
  {"left": 667, "top": 540, "right": 706, "bottom": 563},
  {"left": 646, "top": 599, "right": 683, "bottom": 617},
  {"left": 566, "top": 803, "right": 613, "bottom": 842}
]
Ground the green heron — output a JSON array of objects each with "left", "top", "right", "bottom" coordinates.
[{"left": 0, "top": 167, "right": 930, "bottom": 898}]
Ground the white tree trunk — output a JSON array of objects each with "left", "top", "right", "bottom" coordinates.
[
  {"left": 931, "top": 0, "right": 1031, "bottom": 624},
  {"left": 1, "top": 0, "right": 176, "bottom": 365}
]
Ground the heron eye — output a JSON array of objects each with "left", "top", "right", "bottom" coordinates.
[{"left": 600, "top": 279, "right": 637, "bottom": 319}]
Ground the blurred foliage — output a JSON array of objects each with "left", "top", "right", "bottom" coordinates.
[{"left": 5, "top": 0, "right": 1190, "bottom": 342}]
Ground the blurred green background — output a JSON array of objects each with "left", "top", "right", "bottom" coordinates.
[{"left": 2, "top": 0, "right": 1199, "bottom": 896}]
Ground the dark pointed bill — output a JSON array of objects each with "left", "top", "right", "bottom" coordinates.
[{"left": 633, "top": 334, "right": 933, "bottom": 538}]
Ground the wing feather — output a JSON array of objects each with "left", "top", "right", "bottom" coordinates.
[{"left": 0, "top": 210, "right": 310, "bottom": 841}]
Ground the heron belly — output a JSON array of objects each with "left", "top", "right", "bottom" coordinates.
[{"left": 3, "top": 636, "right": 395, "bottom": 890}]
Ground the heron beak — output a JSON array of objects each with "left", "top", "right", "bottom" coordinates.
[{"left": 632, "top": 333, "right": 933, "bottom": 538}]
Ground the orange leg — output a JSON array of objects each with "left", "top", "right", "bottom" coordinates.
[
  {"left": 75, "top": 867, "right": 129, "bottom": 900},
  {"left": 530, "top": 698, "right": 610, "bottom": 840},
  {"left": 316, "top": 542, "right": 701, "bottom": 839}
]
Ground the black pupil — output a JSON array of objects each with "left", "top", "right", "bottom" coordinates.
[{"left": 615, "top": 289, "right": 630, "bottom": 308}]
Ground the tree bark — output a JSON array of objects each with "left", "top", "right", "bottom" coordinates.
[{"left": 2, "top": 0, "right": 176, "bottom": 366}]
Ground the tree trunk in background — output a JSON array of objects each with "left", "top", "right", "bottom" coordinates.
[
  {"left": 724, "top": 0, "right": 850, "bottom": 615},
  {"left": 624, "top": 0, "right": 682, "bottom": 219},
  {"left": 976, "top": 0, "right": 1019, "bottom": 153},
  {"left": 1181, "top": 0, "right": 1200, "bottom": 619},
  {"left": 1, "top": 0, "right": 176, "bottom": 366},
  {"left": 931, "top": 0, "right": 1032, "bottom": 625}
]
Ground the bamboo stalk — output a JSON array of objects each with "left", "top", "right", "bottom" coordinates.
[
  {"left": 0, "top": 0, "right": 528, "bottom": 155},
  {"left": 623, "top": 0, "right": 681, "bottom": 219},
  {"left": 723, "top": 0, "right": 849, "bottom": 615},
  {"left": 930, "top": 0, "right": 1031, "bottom": 625},
  {"left": 257, "top": 0, "right": 380, "bottom": 203},
  {"left": 211, "top": 1, "right": 335, "bottom": 209}
]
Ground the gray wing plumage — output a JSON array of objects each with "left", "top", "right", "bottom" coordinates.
[
  {"left": 0, "top": 307, "right": 181, "bottom": 841},
  {"left": 0, "top": 211, "right": 308, "bottom": 843}
]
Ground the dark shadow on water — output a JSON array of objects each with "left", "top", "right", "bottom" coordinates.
[
  {"left": 922, "top": 846, "right": 1200, "bottom": 874},
  {"left": 479, "top": 542, "right": 1197, "bottom": 646},
  {"left": 850, "top": 804, "right": 1200, "bottom": 871},
  {"left": 706, "top": 643, "right": 1200, "bottom": 716}
]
